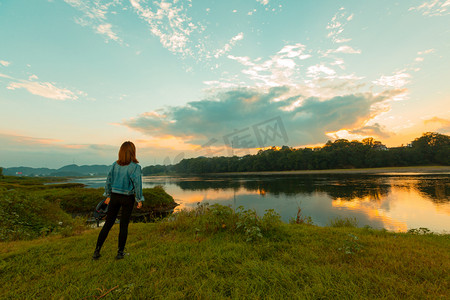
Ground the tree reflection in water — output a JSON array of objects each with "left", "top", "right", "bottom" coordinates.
[
  {"left": 143, "top": 174, "right": 450, "bottom": 232},
  {"left": 175, "top": 174, "right": 449, "bottom": 204}
]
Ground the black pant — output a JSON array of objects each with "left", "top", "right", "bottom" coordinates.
[{"left": 95, "top": 193, "right": 134, "bottom": 252}]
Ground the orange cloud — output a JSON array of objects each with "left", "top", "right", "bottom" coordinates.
[
  {"left": 424, "top": 117, "right": 450, "bottom": 126},
  {"left": 12, "top": 135, "right": 63, "bottom": 146},
  {"left": 137, "top": 135, "right": 199, "bottom": 151},
  {"left": 62, "top": 144, "right": 89, "bottom": 149}
]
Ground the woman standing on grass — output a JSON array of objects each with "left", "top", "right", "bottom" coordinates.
[{"left": 93, "top": 141, "right": 144, "bottom": 260}]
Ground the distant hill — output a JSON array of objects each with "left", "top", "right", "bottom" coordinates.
[
  {"left": 3, "top": 164, "right": 110, "bottom": 177},
  {"left": 3, "top": 167, "right": 54, "bottom": 177}
]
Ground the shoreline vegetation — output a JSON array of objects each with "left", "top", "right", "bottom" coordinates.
[
  {"left": 0, "top": 176, "right": 177, "bottom": 241},
  {"left": 1, "top": 203, "right": 449, "bottom": 298},
  {"left": 208, "top": 165, "right": 450, "bottom": 176},
  {"left": 143, "top": 132, "right": 450, "bottom": 175}
]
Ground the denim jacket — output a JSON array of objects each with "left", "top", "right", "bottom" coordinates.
[{"left": 104, "top": 161, "right": 145, "bottom": 202}]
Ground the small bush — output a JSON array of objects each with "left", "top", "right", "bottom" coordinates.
[
  {"left": 289, "top": 207, "right": 314, "bottom": 225},
  {"left": 235, "top": 206, "right": 264, "bottom": 242},
  {"left": 142, "top": 185, "right": 176, "bottom": 209},
  {"left": 158, "top": 203, "right": 234, "bottom": 234},
  {"left": 158, "top": 203, "right": 285, "bottom": 242},
  {"left": 328, "top": 216, "right": 358, "bottom": 228},
  {"left": 407, "top": 227, "right": 433, "bottom": 235},
  {"left": 0, "top": 191, "right": 82, "bottom": 241}
]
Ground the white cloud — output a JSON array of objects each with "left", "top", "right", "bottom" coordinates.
[
  {"left": 225, "top": 42, "right": 370, "bottom": 100},
  {"left": 0, "top": 73, "right": 13, "bottom": 79},
  {"left": 130, "top": 0, "right": 200, "bottom": 56},
  {"left": 227, "top": 43, "right": 313, "bottom": 87},
  {"left": 7, "top": 81, "right": 78, "bottom": 100},
  {"left": 232, "top": 32, "right": 244, "bottom": 41},
  {"left": 214, "top": 32, "right": 244, "bottom": 58},
  {"left": 1, "top": 66, "right": 88, "bottom": 101},
  {"left": 203, "top": 80, "right": 241, "bottom": 90},
  {"left": 63, "top": 0, "right": 122, "bottom": 43},
  {"left": 418, "top": 49, "right": 435, "bottom": 55},
  {"left": 334, "top": 38, "right": 351, "bottom": 43},
  {"left": 96, "top": 23, "right": 119, "bottom": 41},
  {"left": 326, "top": 45, "right": 361, "bottom": 55},
  {"left": 307, "top": 65, "right": 336, "bottom": 77},
  {"left": 227, "top": 55, "right": 253, "bottom": 66},
  {"left": 327, "top": 8, "right": 354, "bottom": 43},
  {"left": 409, "top": 0, "right": 450, "bottom": 16},
  {"left": 0, "top": 60, "right": 11, "bottom": 67},
  {"left": 276, "top": 58, "right": 296, "bottom": 69},
  {"left": 412, "top": 48, "right": 435, "bottom": 63},
  {"left": 331, "top": 59, "right": 344, "bottom": 66},
  {"left": 373, "top": 72, "right": 411, "bottom": 89},
  {"left": 64, "top": 0, "right": 269, "bottom": 62},
  {"left": 278, "top": 44, "right": 311, "bottom": 59}
]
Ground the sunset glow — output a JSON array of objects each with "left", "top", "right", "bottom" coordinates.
[{"left": 0, "top": 0, "right": 449, "bottom": 168}]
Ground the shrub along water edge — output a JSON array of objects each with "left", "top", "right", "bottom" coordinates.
[{"left": 0, "top": 176, "right": 177, "bottom": 241}]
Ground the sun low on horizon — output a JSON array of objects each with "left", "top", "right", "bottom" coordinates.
[{"left": 0, "top": 0, "right": 449, "bottom": 168}]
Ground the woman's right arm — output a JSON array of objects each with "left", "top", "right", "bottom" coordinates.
[{"left": 131, "top": 164, "right": 145, "bottom": 203}]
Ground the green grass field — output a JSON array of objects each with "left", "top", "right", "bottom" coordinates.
[{"left": 1, "top": 204, "right": 449, "bottom": 299}]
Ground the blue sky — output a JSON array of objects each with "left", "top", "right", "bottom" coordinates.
[{"left": 0, "top": 0, "right": 449, "bottom": 168}]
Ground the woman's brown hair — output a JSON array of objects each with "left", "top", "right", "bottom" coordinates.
[{"left": 117, "top": 141, "right": 139, "bottom": 166}]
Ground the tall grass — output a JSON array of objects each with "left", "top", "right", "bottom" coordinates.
[
  {"left": 328, "top": 216, "right": 358, "bottom": 228},
  {"left": 158, "top": 203, "right": 286, "bottom": 242}
]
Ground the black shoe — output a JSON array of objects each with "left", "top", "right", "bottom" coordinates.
[
  {"left": 92, "top": 249, "right": 101, "bottom": 260},
  {"left": 115, "top": 250, "right": 128, "bottom": 260}
]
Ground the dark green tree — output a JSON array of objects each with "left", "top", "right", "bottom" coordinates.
[{"left": 411, "top": 132, "right": 450, "bottom": 164}]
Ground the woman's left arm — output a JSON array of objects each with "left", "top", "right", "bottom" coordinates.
[{"left": 103, "top": 163, "right": 114, "bottom": 198}]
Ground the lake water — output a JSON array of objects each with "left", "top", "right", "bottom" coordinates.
[{"left": 72, "top": 173, "right": 450, "bottom": 233}]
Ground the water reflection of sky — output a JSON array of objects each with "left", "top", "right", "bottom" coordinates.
[{"left": 72, "top": 175, "right": 450, "bottom": 233}]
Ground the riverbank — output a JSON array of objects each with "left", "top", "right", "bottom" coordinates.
[
  {"left": 210, "top": 165, "right": 450, "bottom": 176},
  {"left": 0, "top": 176, "right": 177, "bottom": 241},
  {"left": 1, "top": 210, "right": 449, "bottom": 299}
]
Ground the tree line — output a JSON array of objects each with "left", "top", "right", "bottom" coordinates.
[{"left": 142, "top": 132, "right": 449, "bottom": 175}]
